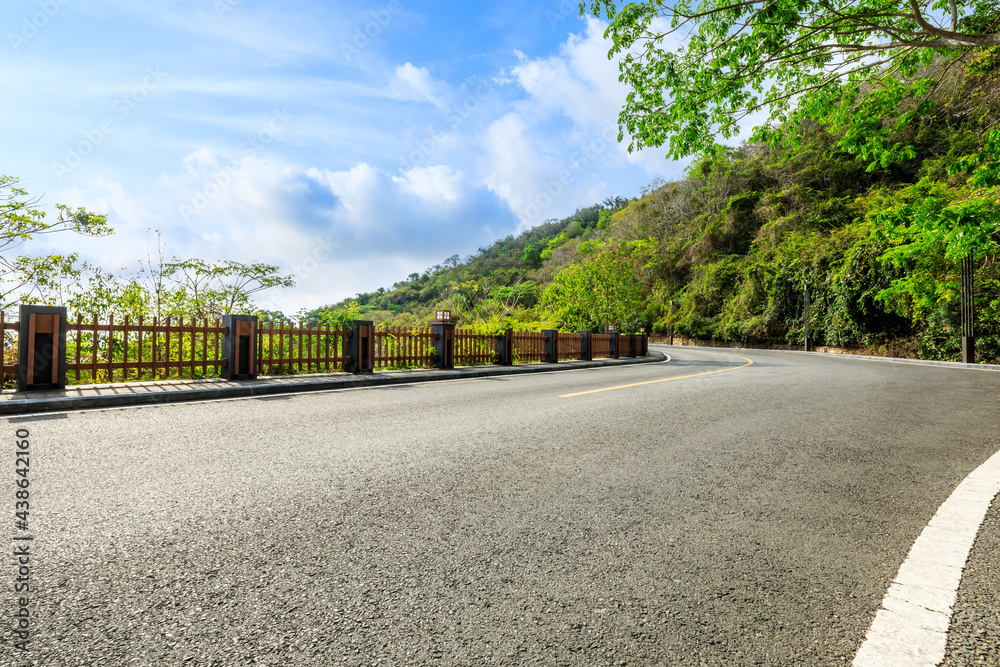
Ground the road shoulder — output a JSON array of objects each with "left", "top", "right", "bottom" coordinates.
[{"left": 0, "top": 352, "right": 666, "bottom": 417}]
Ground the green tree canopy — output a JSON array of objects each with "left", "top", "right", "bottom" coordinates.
[
  {"left": 580, "top": 1, "right": 1000, "bottom": 165},
  {"left": 0, "top": 175, "right": 111, "bottom": 306},
  {"left": 541, "top": 239, "right": 656, "bottom": 332},
  {"left": 165, "top": 258, "right": 295, "bottom": 319}
]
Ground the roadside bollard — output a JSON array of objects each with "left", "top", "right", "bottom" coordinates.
[{"left": 431, "top": 316, "right": 455, "bottom": 369}]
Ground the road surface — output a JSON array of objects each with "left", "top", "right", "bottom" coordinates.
[{"left": 5, "top": 346, "right": 999, "bottom": 665}]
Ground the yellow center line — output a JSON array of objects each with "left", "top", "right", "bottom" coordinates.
[{"left": 559, "top": 352, "right": 754, "bottom": 397}]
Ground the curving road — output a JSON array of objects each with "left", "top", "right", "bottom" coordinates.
[{"left": 5, "top": 346, "right": 1000, "bottom": 665}]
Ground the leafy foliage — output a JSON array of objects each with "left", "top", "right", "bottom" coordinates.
[
  {"left": 580, "top": 1, "right": 1000, "bottom": 166},
  {"left": 0, "top": 176, "right": 111, "bottom": 307},
  {"left": 305, "top": 199, "right": 631, "bottom": 328},
  {"left": 540, "top": 240, "right": 656, "bottom": 332},
  {"left": 164, "top": 258, "right": 295, "bottom": 319}
]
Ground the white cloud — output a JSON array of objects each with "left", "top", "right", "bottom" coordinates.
[
  {"left": 47, "top": 151, "right": 517, "bottom": 313},
  {"left": 307, "top": 161, "right": 513, "bottom": 255},
  {"left": 480, "top": 112, "right": 617, "bottom": 229},
  {"left": 481, "top": 113, "right": 549, "bottom": 220},
  {"left": 392, "top": 165, "right": 464, "bottom": 205},
  {"left": 87, "top": 0, "right": 347, "bottom": 62},
  {"left": 388, "top": 63, "right": 452, "bottom": 111},
  {"left": 511, "top": 17, "right": 622, "bottom": 129},
  {"left": 506, "top": 17, "right": 680, "bottom": 178},
  {"left": 467, "top": 18, "right": 684, "bottom": 229}
]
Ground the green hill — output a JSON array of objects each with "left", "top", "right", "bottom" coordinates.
[{"left": 304, "top": 54, "right": 1000, "bottom": 363}]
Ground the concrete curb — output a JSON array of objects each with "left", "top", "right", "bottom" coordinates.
[
  {"left": 655, "top": 344, "right": 1000, "bottom": 371},
  {"left": 1, "top": 353, "right": 666, "bottom": 417}
]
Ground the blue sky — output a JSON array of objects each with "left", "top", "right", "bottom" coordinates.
[{"left": 2, "top": 0, "right": 686, "bottom": 314}]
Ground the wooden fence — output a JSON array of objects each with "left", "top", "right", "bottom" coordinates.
[
  {"left": 0, "top": 310, "right": 647, "bottom": 388},
  {"left": 617, "top": 333, "right": 632, "bottom": 356},
  {"left": 513, "top": 331, "right": 546, "bottom": 363},
  {"left": 65, "top": 315, "right": 227, "bottom": 384},
  {"left": 454, "top": 329, "right": 497, "bottom": 366},
  {"left": 257, "top": 321, "right": 350, "bottom": 376},
  {"left": 590, "top": 333, "right": 612, "bottom": 359},
  {"left": 373, "top": 326, "right": 436, "bottom": 370},
  {"left": 557, "top": 333, "right": 584, "bottom": 361}
]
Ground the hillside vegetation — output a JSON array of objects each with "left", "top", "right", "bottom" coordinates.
[
  {"left": 311, "top": 54, "right": 1000, "bottom": 363},
  {"left": 300, "top": 198, "right": 630, "bottom": 331}
]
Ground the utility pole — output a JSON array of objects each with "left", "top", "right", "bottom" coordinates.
[
  {"left": 961, "top": 253, "right": 975, "bottom": 364},
  {"left": 668, "top": 300, "right": 674, "bottom": 345},
  {"left": 803, "top": 285, "right": 811, "bottom": 352}
]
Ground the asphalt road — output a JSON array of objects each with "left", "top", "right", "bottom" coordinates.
[{"left": 5, "top": 346, "right": 1000, "bottom": 665}]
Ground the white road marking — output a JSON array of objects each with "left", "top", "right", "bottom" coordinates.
[{"left": 853, "top": 447, "right": 1000, "bottom": 666}]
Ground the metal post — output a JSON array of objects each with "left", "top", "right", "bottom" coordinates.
[
  {"left": 803, "top": 285, "right": 811, "bottom": 352},
  {"left": 961, "top": 253, "right": 975, "bottom": 364},
  {"left": 582, "top": 331, "right": 591, "bottom": 361},
  {"left": 668, "top": 300, "right": 674, "bottom": 345},
  {"left": 577, "top": 331, "right": 592, "bottom": 361},
  {"left": 495, "top": 328, "right": 514, "bottom": 366}
]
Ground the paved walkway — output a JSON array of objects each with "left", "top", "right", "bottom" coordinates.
[{"left": 0, "top": 353, "right": 663, "bottom": 416}]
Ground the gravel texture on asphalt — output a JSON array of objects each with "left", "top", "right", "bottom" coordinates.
[
  {"left": 942, "top": 491, "right": 1000, "bottom": 666},
  {"left": 3, "top": 347, "right": 999, "bottom": 666}
]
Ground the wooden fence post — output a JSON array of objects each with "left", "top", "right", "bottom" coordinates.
[
  {"left": 495, "top": 328, "right": 514, "bottom": 366},
  {"left": 221, "top": 314, "right": 258, "bottom": 380},
  {"left": 431, "top": 321, "right": 455, "bottom": 369},
  {"left": 18, "top": 305, "right": 67, "bottom": 392},
  {"left": 349, "top": 320, "right": 374, "bottom": 374},
  {"left": 542, "top": 329, "right": 559, "bottom": 363},
  {"left": 577, "top": 331, "right": 592, "bottom": 361}
]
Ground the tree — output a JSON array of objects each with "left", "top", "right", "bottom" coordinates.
[
  {"left": 580, "top": 1, "right": 1000, "bottom": 165},
  {"left": 257, "top": 309, "right": 292, "bottom": 324},
  {"left": 448, "top": 278, "right": 535, "bottom": 332},
  {"left": 137, "top": 229, "right": 171, "bottom": 320},
  {"left": 540, "top": 240, "right": 656, "bottom": 331},
  {"left": 165, "top": 258, "right": 295, "bottom": 319},
  {"left": 69, "top": 268, "right": 151, "bottom": 323},
  {"left": 13, "top": 254, "right": 84, "bottom": 307},
  {"left": 298, "top": 301, "right": 360, "bottom": 327},
  {"left": 0, "top": 175, "right": 111, "bottom": 307},
  {"left": 603, "top": 195, "right": 631, "bottom": 211},
  {"left": 523, "top": 243, "right": 542, "bottom": 268}
]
